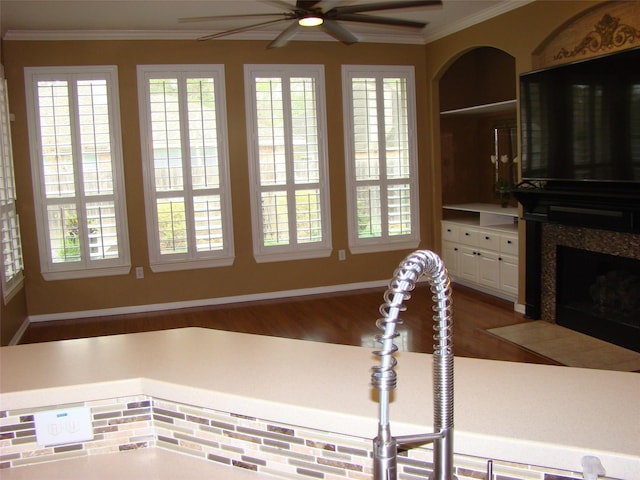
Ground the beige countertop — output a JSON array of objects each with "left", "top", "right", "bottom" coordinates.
[
  {"left": 0, "top": 448, "right": 266, "bottom": 480},
  {"left": 1, "top": 328, "right": 639, "bottom": 479}
]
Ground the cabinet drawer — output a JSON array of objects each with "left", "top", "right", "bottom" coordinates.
[
  {"left": 500, "top": 234, "right": 518, "bottom": 256},
  {"left": 441, "top": 222, "right": 459, "bottom": 242},
  {"left": 458, "top": 228, "right": 479, "bottom": 247},
  {"left": 477, "top": 231, "right": 500, "bottom": 251}
]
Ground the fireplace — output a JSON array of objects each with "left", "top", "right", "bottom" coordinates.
[
  {"left": 556, "top": 246, "right": 640, "bottom": 352},
  {"left": 514, "top": 184, "right": 640, "bottom": 353}
]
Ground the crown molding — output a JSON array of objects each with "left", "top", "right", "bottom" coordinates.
[
  {"left": 2, "top": 28, "right": 425, "bottom": 44},
  {"left": 423, "top": 0, "right": 535, "bottom": 43}
]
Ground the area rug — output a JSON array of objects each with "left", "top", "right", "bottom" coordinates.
[{"left": 487, "top": 321, "right": 640, "bottom": 372}]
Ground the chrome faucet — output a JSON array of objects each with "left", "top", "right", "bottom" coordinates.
[{"left": 371, "top": 250, "right": 455, "bottom": 480}]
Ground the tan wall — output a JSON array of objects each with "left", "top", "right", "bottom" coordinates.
[
  {"left": 1, "top": 288, "right": 27, "bottom": 345},
  {"left": 1, "top": 0, "right": 601, "bottom": 321},
  {"left": 3, "top": 39, "right": 435, "bottom": 316}
]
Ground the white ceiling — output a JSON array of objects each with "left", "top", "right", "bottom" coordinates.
[{"left": 0, "top": 0, "right": 532, "bottom": 45}]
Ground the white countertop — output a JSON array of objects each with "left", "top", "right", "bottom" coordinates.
[
  {"left": 442, "top": 203, "right": 518, "bottom": 217},
  {"left": 1, "top": 328, "right": 639, "bottom": 479},
  {"left": 0, "top": 448, "right": 266, "bottom": 480}
]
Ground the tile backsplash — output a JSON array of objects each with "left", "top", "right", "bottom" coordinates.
[{"left": 0, "top": 396, "right": 600, "bottom": 479}]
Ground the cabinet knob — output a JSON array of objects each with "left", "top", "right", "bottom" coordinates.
[
  {"left": 465, "top": 232, "right": 470, "bottom": 236},
  {"left": 507, "top": 240, "right": 512, "bottom": 244},
  {"left": 499, "top": 257, "right": 502, "bottom": 261},
  {"left": 454, "top": 247, "right": 458, "bottom": 251},
  {"left": 485, "top": 236, "right": 490, "bottom": 240},
  {"left": 447, "top": 228, "right": 452, "bottom": 232}
]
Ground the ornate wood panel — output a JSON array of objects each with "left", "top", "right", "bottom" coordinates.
[{"left": 532, "top": 0, "right": 640, "bottom": 69}]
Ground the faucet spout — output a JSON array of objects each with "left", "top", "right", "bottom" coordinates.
[{"left": 371, "top": 250, "right": 455, "bottom": 480}]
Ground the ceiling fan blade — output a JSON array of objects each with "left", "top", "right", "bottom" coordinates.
[
  {"left": 267, "top": 21, "right": 301, "bottom": 48},
  {"left": 316, "top": 0, "right": 343, "bottom": 11},
  {"left": 320, "top": 19, "right": 359, "bottom": 45},
  {"left": 262, "top": 0, "right": 301, "bottom": 11},
  {"left": 330, "top": 0, "right": 441, "bottom": 15},
  {"left": 333, "top": 13, "right": 426, "bottom": 29},
  {"left": 296, "top": 0, "right": 322, "bottom": 9},
  {"left": 197, "top": 18, "right": 290, "bottom": 41},
  {"left": 179, "top": 13, "right": 287, "bottom": 24}
]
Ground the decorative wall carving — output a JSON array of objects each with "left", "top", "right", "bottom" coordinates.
[
  {"left": 553, "top": 13, "right": 640, "bottom": 61},
  {"left": 532, "top": 1, "right": 640, "bottom": 69}
]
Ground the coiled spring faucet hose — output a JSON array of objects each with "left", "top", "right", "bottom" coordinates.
[{"left": 371, "top": 250, "right": 454, "bottom": 480}]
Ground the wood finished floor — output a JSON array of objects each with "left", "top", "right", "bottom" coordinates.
[{"left": 21, "top": 284, "right": 559, "bottom": 366}]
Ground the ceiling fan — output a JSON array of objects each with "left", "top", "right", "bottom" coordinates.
[{"left": 179, "top": 0, "right": 443, "bottom": 48}]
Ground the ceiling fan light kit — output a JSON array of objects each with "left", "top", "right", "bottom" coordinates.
[
  {"left": 180, "top": 0, "right": 442, "bottom": 48},
  {"left": 298, "top": 16, "right": 324, "bottom": 27}
]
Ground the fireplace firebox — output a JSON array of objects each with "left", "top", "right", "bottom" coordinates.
[{"left": 556, "top": 246, "right": 640, "bottom": 352}]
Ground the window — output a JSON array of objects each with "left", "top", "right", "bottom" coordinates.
[
  {"left": 244, "top": 65, "right": 331, "bottom": 262},
  {"left": 0, "top": 67, "right": 24, "bottom": 301},
  {"left": 138, "top": 65, "right": 234, "bottom": 271},
  {"left": 342, "top": 65, "right": 420, "bottom": 253},
  {"left": 25, "top": 66, "right": 130, "bottom": 280}
]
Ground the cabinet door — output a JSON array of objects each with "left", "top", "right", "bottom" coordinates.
[
  {"left": 499, "top": 254, "right": 518, "bottom": 296},
  {"left": 442, "top": 242, "right": 460, "bottom": 277},
  {"left": 458, "top": 246, "right": 478, "bottom": 282},
  {"left": 477, "top": 250, "right": 499, "bottom": 289}
]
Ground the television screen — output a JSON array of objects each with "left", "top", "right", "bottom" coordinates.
[{"left": 520, "top": 47, "right": 640, "bottom": 183}]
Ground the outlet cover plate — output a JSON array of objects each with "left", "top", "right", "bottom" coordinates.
[{"left": 34, "top": 406, "right": 93, "bottom": 446}]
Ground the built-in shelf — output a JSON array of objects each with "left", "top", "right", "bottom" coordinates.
[
  {"left": 440, "top": 99, "right": 517, "bottom": 117},
  {"left": 443, "top": 203, "right": 518, "bottom": 227}
]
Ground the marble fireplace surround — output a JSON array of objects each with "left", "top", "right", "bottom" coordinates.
[{"left": 540, "top": 223, "right": 640, "bottom": 323}]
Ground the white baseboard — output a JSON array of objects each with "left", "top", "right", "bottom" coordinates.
[
  {"left": 27, "top": 279, "right": 390, "bottom": 324},
  {"left": 18, "top": 277, "right": 525, "bottom": 344},
  {"left": 9, "top": 317, "right": 31, "bottom": 346}
]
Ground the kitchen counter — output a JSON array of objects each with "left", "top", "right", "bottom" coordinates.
[
  {"left": 0, "top": 448, "right": 266, "bottom": 480},
  {"left": 1, "top": 328, "right": 638, "bottom": 478}
]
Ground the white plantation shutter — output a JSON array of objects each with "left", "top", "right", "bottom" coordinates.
[
  {"left": 0, "top": 69, "right": 24, "bottom": 301},
  {"left": 342, "top": 66, "right": 420, "bottom": 254},
  {"left": 138, "top": 65, "right": 234, "bottom": 271},
  {"left": 245, "top": 65, "right": 331, "bottom": 262},
  {"left": 25, "top": 66, "right": 130, "bottom": 280}
]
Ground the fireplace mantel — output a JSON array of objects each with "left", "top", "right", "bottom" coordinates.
[{"left": 513, "top": 183, "right": 640, "bottom": 233}]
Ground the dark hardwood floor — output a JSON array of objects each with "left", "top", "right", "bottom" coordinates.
[{"left": 21, "top": 283, "right": 559, "bottom": 366}]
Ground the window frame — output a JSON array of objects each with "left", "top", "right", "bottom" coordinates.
[
  {"left": 0, "top": 66, "right": 24, "bottom": 302},
  {"left": 24, "top": 65, "right": 130, "bottom": 280},
  {"left": 137, "top": 64, "right": 235, "bottom": 272},
  {"left": 341, "top": 65, "right": 420, "bottom": 254},
  {"left": 244, "top": 64, "right": 332, "bottom": 263}
]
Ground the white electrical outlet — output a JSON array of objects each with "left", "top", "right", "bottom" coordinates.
[
  {"left": 338, "top": 249, "right": 346, "bottom": 261},
  {"left": 34, "top": 407, "right": 93, "bottom": 447},
  {"left": 135, "top": 266, "right": 144, "bottom": 279}
]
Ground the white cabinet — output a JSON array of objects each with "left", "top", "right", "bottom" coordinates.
[
  {"left": 499, "top": 253, "right": 518, "bottom": 296},
  {"left": 441, "top": 213, "right": 518, "bottom": 300}
]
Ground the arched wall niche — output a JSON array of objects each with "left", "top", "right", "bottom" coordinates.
[
  {"left": 532, "top": 0, "right": 640, "bottom": 69},
  {"left": 438, "top": 47, "right": 517, "bottom": 206}
]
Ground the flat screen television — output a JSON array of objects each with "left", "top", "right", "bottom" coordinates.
[{"left": 519, "top": 46, "right": 640, "bottom": 185}]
